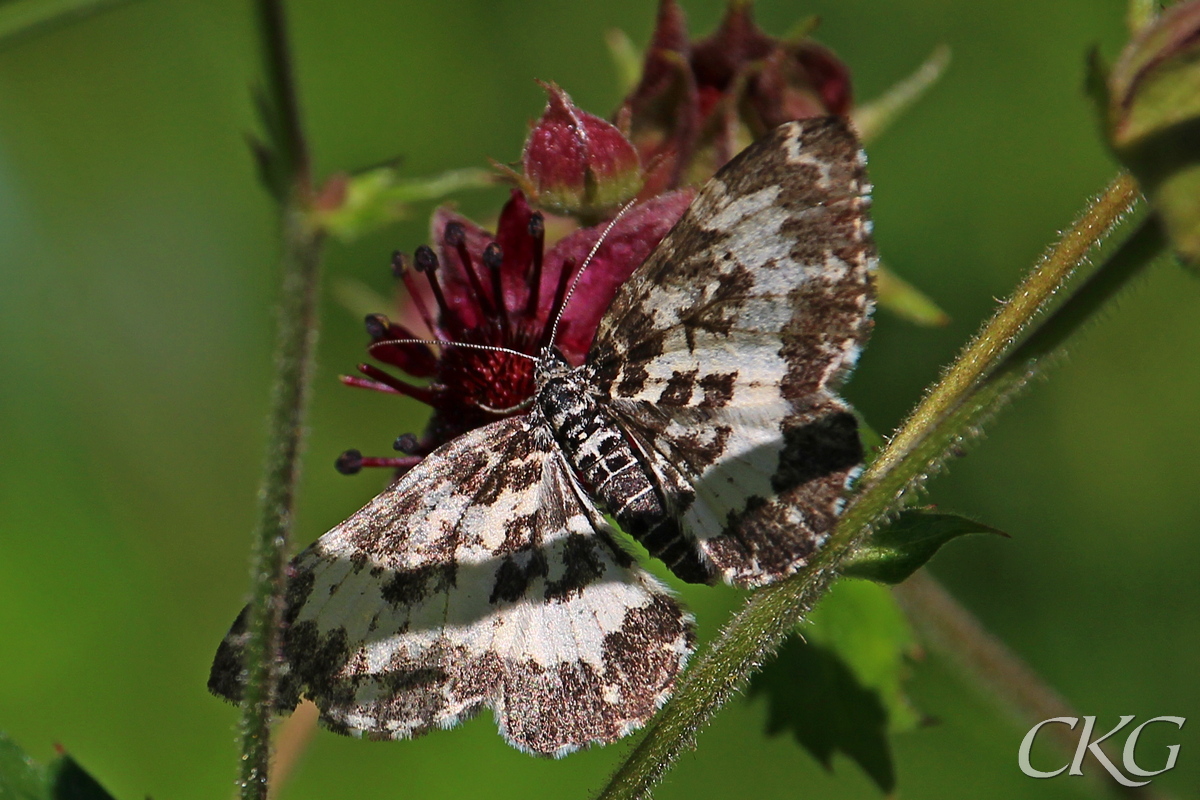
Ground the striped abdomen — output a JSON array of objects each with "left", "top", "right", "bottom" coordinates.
[{"left": 537, "top": 372, "right": 711, "bottom": 584}]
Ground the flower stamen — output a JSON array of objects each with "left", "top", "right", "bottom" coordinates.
[
  {"left": 334, "top": 448, "right": 422, "bottom": 475},
  {"left": 340, "top": 374, "right": 402, "bottom": 393},
  {"left": 392, "top": 251, "right": 442, "bottom": 340},
  {"left": 524, "top": 212, "right": 546, "bottom": 317},
  {"left": 354, "top": 362, "right": 435, "bottom": 405},
  {"left": 482, "top": 242, "right": 509, "bottom": 339},
  {"left": 414, "top": 245, "right": 461, "bottom": 335},
  {"left": 444, "top": 222, "right": 496, "bottom": 321},
  {"left": 393, "top": 433, "right": 420, "bottom": 453}
]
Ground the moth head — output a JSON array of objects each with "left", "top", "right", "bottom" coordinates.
[{"left": 534, "top": 346, "right": 572, "bottom": 386}]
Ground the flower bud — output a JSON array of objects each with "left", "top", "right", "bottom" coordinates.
[{"left": 521, "top": 82, "right": 643, "bottom": 218}]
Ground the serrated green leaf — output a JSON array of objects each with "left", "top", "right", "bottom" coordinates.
[
  {"left": 749, "top": 581, "right": 921, "bottom": 793},
  {"left": 0, "top": 734, "right": 117, "bottom": 800},
  {"left": 0, "top": 732, "right": 49, "bottom": 800},
  {"left": 753, "top": 637, "right": 895, "bottom": 791},
  {"left": 842, "top": 509, "right": 1006, "bottom": 585},
  {"left": 806, "top": 581, "right": 921, "bottom": 734},
  {"left": 46, "top": 756, "right": 117, "bottom": 800}
]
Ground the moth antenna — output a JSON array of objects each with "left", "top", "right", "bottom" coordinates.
[
  {"left": 547, "top": 199, "right": 638, "bottom": 348},
  {"left": 372, "top": 337, "right": 539, "bottom": 363},
  {"left": 476, "top": 396, "right": 536, "bottom": 415}
]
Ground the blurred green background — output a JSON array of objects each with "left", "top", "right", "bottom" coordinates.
[{"left": 0, "top": 1, "right": 1196, "bottom": 798}]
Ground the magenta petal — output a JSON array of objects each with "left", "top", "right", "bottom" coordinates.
[
  {"left": 539, "top": 189, "right": 694, "bottom": 362},
  {"left": 494, "top": 190, "right": 539, "bottom": 311}
]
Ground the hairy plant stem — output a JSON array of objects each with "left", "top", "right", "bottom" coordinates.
[
  {"left": 895, "top": 572, "right": 1175, "bottom": 800},
  {"left": 865, "top": 173, "right": 1138, "bottom": 489},
  {"left": 237, "top": 2, "right": 320, "bottom": 799},
  {"left": 596, "top": 176, "right": 1148, "bottom": 800}
]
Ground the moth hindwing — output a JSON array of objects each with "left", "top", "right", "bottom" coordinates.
[{"left": 210, "top": 117, "right": 875, "bottom": 755}]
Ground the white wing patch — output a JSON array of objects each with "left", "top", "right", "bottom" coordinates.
[
  {"left": 586, "top": 118, "right": 875, "bottom": 586},
  {"left": 211, "top": 416, "right": 692, "bottom": 757}
]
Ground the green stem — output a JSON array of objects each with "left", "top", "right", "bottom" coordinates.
[
  {"left": 865, "top": 173, "right": 1138, "bottom": 491},
  {"left": 236, "top": 2, "right": 321, "bottom": 799},
  {"left": 596, "top": 175, "right": 1146, "bottom": 800},
  {"left": 255, "top": 0, "right": 309, "bottom": 190}
]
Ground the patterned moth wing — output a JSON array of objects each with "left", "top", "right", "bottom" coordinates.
[
  {"left": 585, "top": 117, "right": 876, "bottom": 587},
  {"left": 210, "top": 415, "right": 693, "bottom": 756},
  {"left": 211, "top": 116, "right": 873, "bottom": 754}
]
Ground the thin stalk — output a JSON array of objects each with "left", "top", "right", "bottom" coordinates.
[
  {"left": 895, "top": 571, "right": 1175, "bottom": 800},
  {"left": 864, "top": 173, "right": 1138, "bottom": 492},
  {"left": 0, "top": 0, "right": 134, "bottom": 48},
  {"left": 596, "top": 176, "right": 1148, "bottom": 800},
  {"left": 236, "top": 2, "right": 321, "bottom": 799}
]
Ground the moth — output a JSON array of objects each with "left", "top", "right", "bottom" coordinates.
[{"left": 210, "top": 117, "right": 876, "bottom": 757}]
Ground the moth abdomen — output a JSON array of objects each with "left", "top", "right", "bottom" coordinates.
[{"left": 538, "top": 372, "right": 711, "bottom": 583}]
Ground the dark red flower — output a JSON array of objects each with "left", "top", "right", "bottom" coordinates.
[
  {"left": 621, "top": 0, "right": 853, "bottom": 193},
  {"left": 336, "top": 188, "right": 692, "bottom": 474},
  {"left": 337, "top": 0, "right": 852, "bottom": 477}
]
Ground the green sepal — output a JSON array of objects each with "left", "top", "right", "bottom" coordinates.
[
  {"left": 1102, "top": 0, "right": 1200, "bottom": 264},
  {"left": 876, "top": 263, "right": 951, "bottom": 327},
  {"left": 842, "top": 509, "right": 1007, "bottom": 585},
  {"left": 46, "top": 755, "right": 117, "bottom": 800},
  {"left": 310, "top": 167, "right": 494, "bottom": 242}
]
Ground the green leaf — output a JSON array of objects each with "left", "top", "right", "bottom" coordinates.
[
  {"left": 0, "top": 733, "right": 49, "bottom": 800},
  {"left": 842, "top": 509, "right": 1006, "bottom": 585},
  {"left": 46, "top": 756, "right": 117, "bottom": 800},
  {"left": 754, "top": 637, "right": 895, "bottom": 791},
  {"left": 855, "top": 415, "right": 887, "bottom": 466},
  {"left": 876, "top": 263, "right": 950, "bottom": 327},
  {"left": 0, "top": 734, "right": 117, "bottom": 800},
  {"left": 311, "top": 166, "right": 494, "bottom": 241},
  {"left": 749, "top": 581, "right": 920, "bottom": 793}
]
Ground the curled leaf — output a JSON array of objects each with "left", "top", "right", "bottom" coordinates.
[{"left": 842, "top": 509, "right": 1007, "bottom": 585}]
